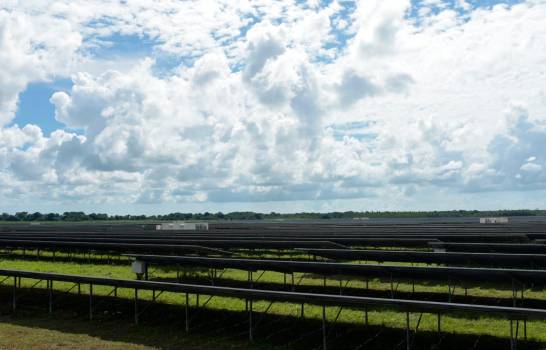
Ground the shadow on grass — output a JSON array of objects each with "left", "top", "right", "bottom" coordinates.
[
  {"left": 148, "top": 274, "right": 546, "bottom": 310},
  {"left": 0, "top": 287, "right": 544, "bottom": 350}
]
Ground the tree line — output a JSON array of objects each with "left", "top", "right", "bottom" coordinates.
[{"left": 1, "top": 210, "right": 545, "bottom": 222}]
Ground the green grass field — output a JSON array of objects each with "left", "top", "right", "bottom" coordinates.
[
  {"left": 0, "top": 252, "right": 545, "bottom": 348},
  {"left": 0, "top": 314, "right": 278, "bottom": 350}
]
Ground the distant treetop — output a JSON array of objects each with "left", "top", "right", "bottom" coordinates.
[{"left": 0, "top": 209, "right": 544, "bottom": 222}]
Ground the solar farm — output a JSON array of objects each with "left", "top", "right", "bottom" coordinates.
[{"left": 1, "top": 220, "right": 546, "bottom": 349}]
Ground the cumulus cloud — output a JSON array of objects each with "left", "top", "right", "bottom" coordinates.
[
  {"left": 353, "top": 0, "right": 411, "bottom": 57},
  {"left": 1, "top": 0, "right": 546, "bottom": 210},
  {"left": 0, "top": 9, "right": 81, "bottom": 125},
  {"left": 476, "top": 104, "right": 546, "bottom": 190}
]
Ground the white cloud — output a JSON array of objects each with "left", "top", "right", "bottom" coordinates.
[
  {"left": 0, "top": 9, "right": 82, "bottom": 125},
  {"left": 521, "top": 162, "right": 542, "bottom": 172},
  {"left": 352, "top": 0, "right": 411, "bottom": 57},
  {"left": 1, "top": 1, "right": 546, "bottom": 211}
]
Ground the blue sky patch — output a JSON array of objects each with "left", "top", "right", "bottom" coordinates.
[
  {"left": 12, "top": 79, "right": 73, "bottom": 135},
  {"left": 86, "top": 33, "right": 156, "bottom": 59}
]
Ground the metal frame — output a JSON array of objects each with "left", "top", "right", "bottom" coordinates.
[{"left": 0, "top": 267, "right": 544, "bottom": 349}]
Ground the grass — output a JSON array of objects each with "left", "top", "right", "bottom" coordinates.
[
  {"left": 2, "top": 293, "right": 541, "bottom": 350},
  {"left": 1, "top": 253, "right": 546, "bottom": 345},
  {"left": 0, "top": 314, "right": 275, "bottom": 350},
  {"left": 0, "top": 318, "right": 155, "bottom": 350}
]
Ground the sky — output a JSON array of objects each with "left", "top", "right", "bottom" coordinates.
[{"left": 1, "top": 0, "right": 546, "bottom": 214}]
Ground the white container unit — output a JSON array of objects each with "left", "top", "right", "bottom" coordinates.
[
  {"left": 479, "top": 217, "right": 509, "bottom": 224},
  {"left": 155, "top": 222, "right": 209, "bottom": 231}
]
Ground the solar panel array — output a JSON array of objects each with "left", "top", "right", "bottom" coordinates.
[{"left": 1, "top": 220, "right": 546, "bottom": 349}]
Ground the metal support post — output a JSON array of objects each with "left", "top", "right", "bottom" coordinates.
[
  {"left": 322, "top": 305, "right": 327, "bottom": 350},
  {"left": 512, "top": 279, "right": 516, "bottom": 307},
  {"left": 390, "top": 275, "right": 394, "bottom": 299},
  {"left": 244, "top": 272, "right": 251, "bottom": 311},
  {"left": 510, "top": 319, "right": 515, "bottom": 350},
  {"left": 249, "top": 298, "right": 253, "bottom": 342},
  {"left": 134, "top": 289, "right": 139, "bottom": 324},
  {"left": 185, "top": 293, "right": 189, "bottom": 333},
  {"left": 291, "top": 273, "right": 295, "bottom": 291},
  {"left": 48, "top": 280, "right": 53, "bottom": 315},
  {"left": 406, "top": 312, "right": 411, "bottom": 350},
  {"left": 89, "top": 284, "right": 93, "bottom": 321},
  {"left": 12, "top": 276, "right": 16, "bottom": 313}
]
